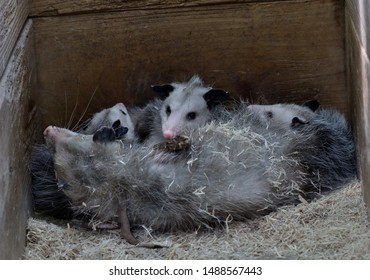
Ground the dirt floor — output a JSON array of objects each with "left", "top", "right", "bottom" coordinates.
[{"left": 23, "top": 181, "right": 370, "bottom": 260}]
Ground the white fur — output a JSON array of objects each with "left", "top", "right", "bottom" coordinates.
[{"left": 160, "top": 75, "right": 212, "bottom": 139}]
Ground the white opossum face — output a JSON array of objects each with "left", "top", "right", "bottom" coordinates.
[
  {"left": 83, "top": 103, "right": 135, "bottom": 141},
  {"left": 160, "top": 86, "right": 212, "bottom": 139},
  {"left": 153, "top": 75, "right": 228, "bottom": 140},
  {"left": 247, "top": 100, "right": 319, "bottom": 130}
]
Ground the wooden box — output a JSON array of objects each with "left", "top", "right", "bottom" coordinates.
[{"left": 0, "top": 0, "right": 369, "bottom": 259}]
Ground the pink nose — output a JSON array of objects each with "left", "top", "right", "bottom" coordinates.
[
  {"left": 163, "top": 130, "right": 176, "bottom": 140},
  {"left": 43, "top": 126, "right": 56, "bottom": 137}
]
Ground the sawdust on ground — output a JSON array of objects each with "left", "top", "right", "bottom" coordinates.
[{"left": 23, "top": 181, "right": 370, "bottom": 260}]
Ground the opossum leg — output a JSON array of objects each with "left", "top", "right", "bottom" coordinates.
[
  {"left": 153, "top": 135, "right": 190, "bottom": 152},
  {"left": 118, "top": 198, "right": 139, "bottom": 245}
]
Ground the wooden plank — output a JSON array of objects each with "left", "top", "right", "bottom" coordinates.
[
  {"left": 0, "top": 0, "right": 31, "bottom": 79},
  {"left": 30, "top": 0, "right": 292, "bottom": 17},
  {"left": 345, "top": 0, "right": 370, "bottom": 220},
  {"left": 32, "top": 0, "right": 347, "bottom": 130},
  {"left": 0, "top": 19, "right": 39, "bottom": 259}
]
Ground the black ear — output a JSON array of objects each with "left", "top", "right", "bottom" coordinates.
[
  {"left": 302, "top": 99, "right": 320, "bottom": 112},
  {"left": 203, "top": 89, "right": 229, "bottom": 109},
  {"left": 291, "top": 117, "right": 309, "bottom": 129},
  {"left": 93, "top": 127, "right": 116, "bottom": 143},
  {"left": 151, "top": 84, "right": 175, "bottom": 99}
]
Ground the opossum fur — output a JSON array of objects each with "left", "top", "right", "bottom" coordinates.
[
  {"left": 31, "top": 103, "right": 134, "bottom": 219},
  {"left": 43, "top": 99, "right": 356, "bottom": 233},
  {"left": 228, "top": 100, "right": 357, "bottom": 191}
]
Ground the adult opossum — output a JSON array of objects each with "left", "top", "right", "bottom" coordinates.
[
  {"left": 129, "top": 75, "right": 229, "bottom": 144},
  {"left": 42, "top": 100, "right": 356, "bottom": 244},
  {"left": 31, "top": 103, "right": 134, "bottom": 219}
]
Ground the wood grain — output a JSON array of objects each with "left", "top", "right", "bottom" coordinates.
[
  {"left": 0, "top": 0, "right": 30, "bottom": 79},
  {"left": 32, "top": 0, "right": 347, "bottom": 130},
  {"left": 0, "top": 20, "right": 39, "bottom": 259},
  {"left": 30, "top": 0, "right": 291, "bottom": 17},
  {"left": 345, "top": 0, "right": 370, "bottom": 219}
]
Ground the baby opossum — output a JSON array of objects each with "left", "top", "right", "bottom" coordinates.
[
  {"left": 42, "top": 100, "right": 356, "bottom": 243},
  {"left": 130, "top": 75, "right": 229, "bottom": 144},
  {"left": 31, "top": 103, "right": 134, "bottom": 219},
  {"left": 244, "top": 100, "right": 357, "bottom": 191}
]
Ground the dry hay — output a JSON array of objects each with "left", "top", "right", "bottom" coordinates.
[{"left": 23, "top": 181, "right": 370, "bottom": 260}]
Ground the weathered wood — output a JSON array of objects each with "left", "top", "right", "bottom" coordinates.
[
  {"left": 0, "top": 0, "right": 31, "bottom": 79},
  {"left": 345, "top": 0, "right": 370, "bottom": 220},
  {"left": 0, "top": 20, "right": 39, "bottom": 259},
  {"left": 32, "top": 0, "right": 347, "bottom": 130},
  {"left": 30, "top": 0, "right": 291, "bottom": 17}
]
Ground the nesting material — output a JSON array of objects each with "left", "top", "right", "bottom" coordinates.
[{"left": 23, "top": 181, "right": 370, "bottom": 260}]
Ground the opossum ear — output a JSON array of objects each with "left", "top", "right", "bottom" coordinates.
[
  {"left": 302, "top": 99, "right": 320, "bottom": 112},
  {"left": 291, "top": 117, "right": 309, "bottom": 128},
  {"left": 151, "top": 84, "right": 175, "bottom": 99},
  {"left": 203, "top": 89, "right": 229, "bottom": 109},
  {"left": 93, "top": 127, "right": 116, "bottom": 143}
]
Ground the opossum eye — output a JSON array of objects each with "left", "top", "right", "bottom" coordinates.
[
  {"left": 266, "top": 111, "right": 273, "bottom": 119},
  {"left": 166, "top": 106, "right": 171, "bottom": 116},
  {"left": 119, "top": 109, "right": 127, "bottom": 116},
  {"left": 187, "top": 112, "right": 197, "bottom": 120}
]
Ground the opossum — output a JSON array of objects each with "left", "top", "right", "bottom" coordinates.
[
  {"left": 129, "top": 75, "right": 229, "bottom": 144},
  {"left": 43, "top": 123, "right": 274, "bottom": 237},
  {"left": 244, "top": 100, "right": 357, "bottom": 190},
  {"left": 42, "top": 100, "right": 356, "bottom": 243},
  {"left": 31, "top": 103, "right": 134, "bottom": 219}
]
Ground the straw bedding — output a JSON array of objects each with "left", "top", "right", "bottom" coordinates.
[{"left": 23, "top": 180, "right": 370, "bottom": 260}]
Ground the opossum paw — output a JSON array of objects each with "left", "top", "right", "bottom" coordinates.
[
  {"left": 114, "top": 126, "right": 129, "bottom": 140},
  {"left": 93, "top": 127, "right": 116, "bottom": 143},
  {"left": 112, "top": 120, "right": 129, "bottom": 139},
  {"left": 93, "top": 121, "right": 129, "bottom": 143},
  {"left": 153, "top": 136, "right": 191, "bottom": 153}
]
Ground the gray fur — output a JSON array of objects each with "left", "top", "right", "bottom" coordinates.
[
  {"left": 43, "top": 101, "right": 356, "bottom": 233},
  {"left": 239, "top": 101, "right": 357, "bottom": 190},
  {"left": 31, "top": 103, "right": 135, "bottom": 219}
]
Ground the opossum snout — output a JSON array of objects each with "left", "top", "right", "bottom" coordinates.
[
  {"left": 43, "top": 126, "right": 60, "bottom": 140},
  {"left": 114, "top": 102, "right": 127, "bottom": 112},
  {"left": 43, "top": 126, "right": 76, "bottom": 141},
  {"left": 163, "top": 130, "right": 176, "bottom": 140}
]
